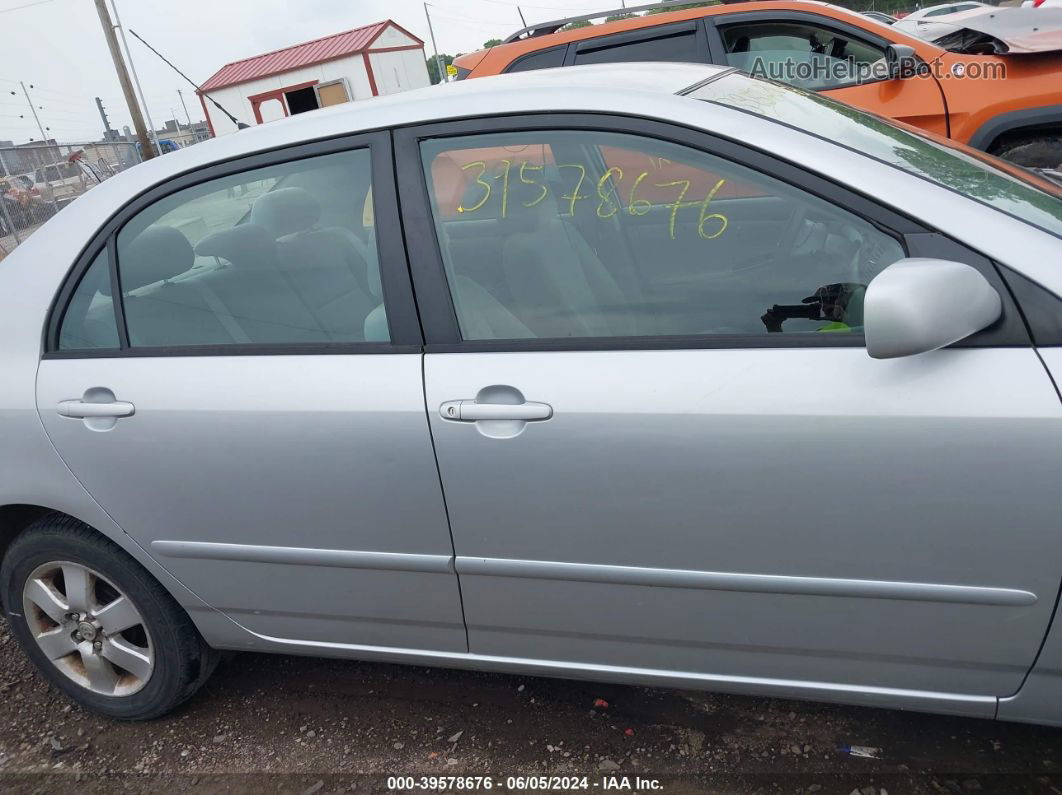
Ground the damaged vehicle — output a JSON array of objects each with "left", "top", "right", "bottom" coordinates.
[{"left": 455, "top": 1, "right": 1062, "bottom": 169}]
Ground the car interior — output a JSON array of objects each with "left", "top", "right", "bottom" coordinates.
[
  {"left": 424, "top": 132, "right": 903, "bottom": 340},
  {"left": 722, "top": 23, "right": 886, "bottom": 90},
  {"left": 63, "top": 134, "right": 903, "bottom": 349},
  {"left": 68, "top": 151, "right": 386, "bottom": 348}
]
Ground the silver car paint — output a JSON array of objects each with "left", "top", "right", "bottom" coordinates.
[
  {"left": 863, "top": 259, "right": 1003, "bottom": 359},
  {"left": 0, "top": 63, "right": 1059, "bottom": 720},
  {"left": 994, "top": 347, "right": 1062, "bottom": 726},
  {"left": 35, "top": 355, "right": 467, "bottom": 651},
  {"left": 424, "top": 348, "right": 1062, "bottom": 701}
]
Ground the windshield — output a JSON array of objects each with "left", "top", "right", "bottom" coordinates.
[{"left": 683, "top": 72, "right": 1062, "bottom": 238}]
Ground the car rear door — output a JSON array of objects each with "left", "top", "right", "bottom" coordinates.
[
  {"left": 706, "top": 11, "right": 950, "bottom": 136},
  {"left": 396, "top": 114, "right": 1062, "bottom": 710},
  {"left": 36, "top": 133, "right": 467, "bottom": 652}
]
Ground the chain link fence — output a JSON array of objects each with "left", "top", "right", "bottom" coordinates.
[{"left": 0, "top": 140, "right": 142, "bottom": 257}]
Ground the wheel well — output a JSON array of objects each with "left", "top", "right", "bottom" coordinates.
[
  {"left": 0, "top": 505, "right": 63, "bottom": 564},
  {"left": 988, "top": 124, "right": 1062, "bottom": 154}
]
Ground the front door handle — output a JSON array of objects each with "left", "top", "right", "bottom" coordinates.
[
  {"left": 58, "top": 399, "right": 135, "bottom": 419},
  {"left": 440, "top": 399, "right": 552, "bottom": 422}
]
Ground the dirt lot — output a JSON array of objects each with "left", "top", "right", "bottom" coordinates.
[{"left": 0, "top": 621, "right": 1059, "bottom": 794}]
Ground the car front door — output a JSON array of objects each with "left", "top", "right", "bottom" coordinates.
[
  {"left": 708, "top": 12, "right": 950, "bottom": 137},
  {"left": 396, "top": 115, "right": 1062, "bottom": 708},
  {"left": 36, "top": 134, "right": 467, "bottom": 652}
]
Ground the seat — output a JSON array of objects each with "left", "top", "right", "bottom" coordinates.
[
  {"left": 194, "top": 223, "right": 328, "bottom": 343},
  {"left": 120, "top": 226, "right": 240, "bottom": 346},
  {"left": 500, "top": 191, "right": 644, "bottom": 338},
  {"left": 250, "top": 187, "right": 375, "bottom": 341}
]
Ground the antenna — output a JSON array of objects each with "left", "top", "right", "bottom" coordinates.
[{"left": 127, "top": 28, "right": 250, "bottom": 130}]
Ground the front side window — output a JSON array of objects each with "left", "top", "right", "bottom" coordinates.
[
  {"left": 420, "top": 130, "right": 903, "bottom": 341},
  {"left": 112, "top": 148, "right": 386, "bottom": 347},
  {"left": 721, "top": 21, "right": 886, "bottom": 90}
]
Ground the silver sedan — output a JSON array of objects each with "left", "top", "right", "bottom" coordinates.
[{"left": 1, "top": 63, "right": 1060, "bottom": 724}]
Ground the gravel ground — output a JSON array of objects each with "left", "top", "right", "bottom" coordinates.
[{"left": 0, "top": 622, "right": 1059, "bottom": 794}]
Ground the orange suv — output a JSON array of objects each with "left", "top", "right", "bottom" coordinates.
[{"left": 455, "top": 1, "right": 1062, "bottom": 168}]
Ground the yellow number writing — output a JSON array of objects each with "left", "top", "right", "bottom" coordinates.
[
  {"left": 492, "top": 159, "right": 512, "bottom": 218},
  {"left": 457, "top": 161, "right": 491, "bottom": 214},
  {"left": 627, "top": 172, "right": 651, "bottom": 217},
  {"left": 654, "top": 179, "right": 695, "bottom": 240},
  {"left": 698, "top": 178, "right": 728, "bottom": 240},
  {"left": 558, "top": 163, "right": 588, "bottom": 217},
  {"left": 519, "top": 161, "right": 549, "bottom": 207},
  {"left": 596, "top": 167, "right": 623, "bottom": 219}
]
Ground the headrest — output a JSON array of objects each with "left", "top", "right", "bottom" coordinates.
[
  {"left": 121, "top": 225, "right": 193, "bottom": 290},
  {"left": 504, "top": 168, "right": 561, "bottom": 234},
  {"left": 249, "top": 187, "right": 320, "bottom": 238},
  {"left": 195, "top": 223, "right": 277, "bottom": 267}
]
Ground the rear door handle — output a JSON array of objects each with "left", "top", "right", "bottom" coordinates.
[
  {"left": 57, "top": 399, "right": 135, "bottom": 419},
  {"left": 440, "top": 400, "right": 552, "bottom": 422}
]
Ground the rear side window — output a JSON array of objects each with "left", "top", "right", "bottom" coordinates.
[
  {"left": 505, "top": 46, "right": 567, "bottom": 74},
  {"left": 58, "top": 249, "right": 119, "bottom": 351},
  {"left": 105, "top": 149, "right": 387, "bottom": 348},
  {"left": 574, "top": 25, "right": 703, "bottom": 66},
  {"left": 54, "top": 148, "right": 395, "bottom": 348}
]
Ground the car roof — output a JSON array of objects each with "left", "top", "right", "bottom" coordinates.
[
  {"left": 74, "top": 62, "right": 724, "bottom": 192},
  {"left": 454, "top": 1, "right": 938, "bottom": 74}
]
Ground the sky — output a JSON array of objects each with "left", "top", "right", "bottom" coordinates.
[{"left": 1, "top": 0, "right": 614, "bottom": 144}]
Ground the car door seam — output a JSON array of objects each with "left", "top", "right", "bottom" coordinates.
[{"left": 420, "top": 352, "right": 471, "bottom": 653}]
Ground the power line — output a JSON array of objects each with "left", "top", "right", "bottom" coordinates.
[{"left": 0, "top": 0, "right": 55, "bottom": 14}]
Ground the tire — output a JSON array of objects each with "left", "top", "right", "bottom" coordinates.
[
  {"left": 1, "top": 514, "right": 218, "bottom": 720},
  {"left": 989, "top": 135, "right": 1062, "bottom": 171}
]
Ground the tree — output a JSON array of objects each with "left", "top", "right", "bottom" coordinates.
[
  {"left": 426, "top": 54, "right": 454, "bottom": 85},
  {"left": 605, "top": 12, "right": 635, "bottom": 21},
  {"left": 559, "top": 19, "right": 592, "bottom": 31},
  {"left": 483, "top": 38, "right": 503, "bottom": 48}
]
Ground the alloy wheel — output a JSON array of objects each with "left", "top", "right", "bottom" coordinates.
[{"left": 21, "top": 561, "right": 154, "bottom": 696}]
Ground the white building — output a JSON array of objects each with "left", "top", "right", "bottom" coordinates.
[{"left": 197, "top": 20, "right": 430, "bottom": 137}]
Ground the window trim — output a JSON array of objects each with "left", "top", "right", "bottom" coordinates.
[
  {"left": 705, "top": 10, "right": 901, "bottom": 90},
  {"left": 502, "top": 43, "right": 571, "bottom": 74},
  {"left": 569, "top": 20, "right": 710, "bottom": 66},
  {"left": 45, "top": 130, "right": 422, "bottom": 359},
  {"left": 394, "top": 112, "right": 937, "bottom": 353}
]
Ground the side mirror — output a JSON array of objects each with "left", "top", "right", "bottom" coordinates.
[
  {"left": 885, "top": 44, "right": 921, "bottom": 79},
  {"left": 864, "top": 258, "right": 1002, "bottom": 359}
]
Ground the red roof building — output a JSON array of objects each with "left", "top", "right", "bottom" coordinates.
[{"left": 197, "top": 20, "right": 427, "bottom": 136}]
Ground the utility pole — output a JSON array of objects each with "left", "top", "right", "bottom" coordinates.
[
  {"left": 20, "top": 82, "right": 59, "bottom": 211},
  {"left": 95, "top": 96, "right": 114, "bottom": 137},
  {"left": 109, "top": 0, "right": 162, "bottom": 156},
  {"left": 95, "top": 96, "right": 122, "bottom": 174},
  {"left": 423, "top": 3, "right": 446, "bottom": 84},
  {"left": 94, "top": 0, "right": 154, "bottom": 160},
  {"left": 177, "top": 88, "right": 192, "bottom": 127},
  {"left": 20, "top": 82, "right": 49, "bottom": 142}
]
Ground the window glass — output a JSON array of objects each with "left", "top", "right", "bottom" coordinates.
[
  {"left": 506, "top": 46, "right": 567, "bottom": 73},
  {"left": 114, "top": 148, "right": 386, "bottom": 347},
  {"left": 574, "top": 27, "right": 701, "bottom": 66},
  {"left": 686, "top": 72, "right": 1062, "bottom": 237},
  {"left": 58, "top": 249, "right": 120, "bottom": 350},
  {"left": 421, "top": 130, "right": 904, "bottom": 341},
  {"left": 721, "top": 22, "right": 885, "bottom": 90}
]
